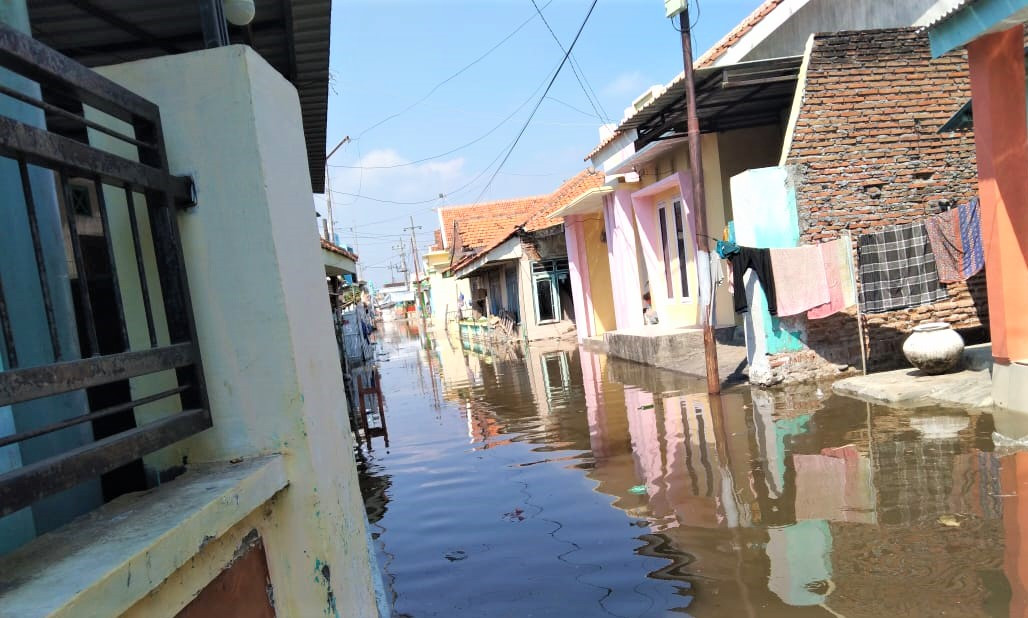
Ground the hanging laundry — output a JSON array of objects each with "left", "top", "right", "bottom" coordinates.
[
  {"left": 924, "top": 206, "right": 963, "bottom": 283},
  {"left": 959, "top": 197, "right": 984, "bottom": 279},
  {"left": 730, "top": 247, "right": 777, "bottom": 315},
  {"left": 769, "top": 246, "right": 830, "bottom": 317},
  {"left": 857, "top": 222, "right": 948, "bottom": 314},
  {"left": 808, "top": 238, "right": 856, "bottom": 319}
]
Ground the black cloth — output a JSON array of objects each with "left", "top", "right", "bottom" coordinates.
[{"left": 730, "top": 247, "right": 777, "bottom": 316}]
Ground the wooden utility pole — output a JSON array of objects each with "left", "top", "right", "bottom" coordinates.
[
  {"left": 404, "top": 216, "right": 425, "bottom": 319},
  {"left": 680, "top": 8, "right": 721, "bottom": 394}
]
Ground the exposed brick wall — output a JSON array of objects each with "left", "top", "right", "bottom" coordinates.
[{"left": 776, "top": 28, "right": 988, "bottom": 378}]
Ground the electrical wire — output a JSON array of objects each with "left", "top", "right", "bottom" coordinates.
[
  {"left": 528, "top": 0, "right": 609, "bottom": 124},
  {"left": 328, "top": 62, "right": 555, "bottom": 171},
  {"left": 470, "top": 0, "right": 600, "bottom": 205},
  {"left": 354, "top": 0, "right": 555, "bottom": 139}
]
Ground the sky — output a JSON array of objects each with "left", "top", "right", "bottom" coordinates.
[{"left": 318, "top": 0, "right": 765, "bottom": 286}]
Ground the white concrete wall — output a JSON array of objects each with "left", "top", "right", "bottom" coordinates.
[{"left": 96, "top": 46, "right": 378, "bottom": 617}]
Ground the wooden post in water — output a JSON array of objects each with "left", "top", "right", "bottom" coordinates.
[{"left": 679, "top": 9, "right": 721, "bottom": 394}]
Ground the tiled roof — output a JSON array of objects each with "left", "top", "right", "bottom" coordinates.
[
  {"left": 694, "top": 0, "right": 787, "bottom": 68},
  {"left": 321, "top": 237, "right": 358, "bottom": 261},
  {"left": 438, "top": 195, "right": 548, "bottom": 252},
  {"left": 584, "top": 0, "right": 785, "bottom": 162},
  {"left": 449, "top": 169, "right": 603, "bottom": 273}
]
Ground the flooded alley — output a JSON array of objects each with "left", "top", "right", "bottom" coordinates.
[{"left": 358, "top": 323, "right": 1021, "bottom": 617}]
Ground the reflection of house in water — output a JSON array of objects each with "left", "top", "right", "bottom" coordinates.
[{"left": 577, "top": 346, "right": 1009, "bottom": 613}]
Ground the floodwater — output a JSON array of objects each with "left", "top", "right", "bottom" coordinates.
[{"left": 357, "top": 322, "right": 1028, "bottom": 617}]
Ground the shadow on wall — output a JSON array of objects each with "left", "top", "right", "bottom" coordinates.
[{"left": 803, "top": 271, "right": 990, "bottom": 372}]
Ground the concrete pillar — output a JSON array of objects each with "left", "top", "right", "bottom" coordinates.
[
  {"left": 564, "top": 215, "right": 591, "bottom": 341},
  {"left": 967, "top": 26, "right": 1028, "bottom": 365},
  {"left": 95, "top": 47, "right": 378, "bottom": 616},
  {"left": 0, "top": 0, "right": 100, "bottom": 554},
  {"left": 607, "top": 188, "right": 644, "bottom": 330}
]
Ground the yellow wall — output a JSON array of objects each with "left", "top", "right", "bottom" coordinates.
[
  {"left": 583, "top": 216, "right": 616, "bottom": 334},
  {"left": 629, "top": 124, "right": 784, "bottom": 330}
]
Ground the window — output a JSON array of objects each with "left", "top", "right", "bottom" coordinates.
[
  {"left": 504, "top": 265, "right": 519, "bottom": 322},
  {"left": 658, "top": 205, "right": 674, "bottom": 298},
  {"left": 673, "top": 200, "right": 690, "bottom": 298},
  {"left": 532, "top": 259, "right": 569, "bottom": 323}
]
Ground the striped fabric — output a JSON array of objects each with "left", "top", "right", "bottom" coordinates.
[
  {"left": 959, "top": 198, "right": 985, "bottom": 279},
  {"left": 857, "top": 222, "right": 948, "bottom": 314}
]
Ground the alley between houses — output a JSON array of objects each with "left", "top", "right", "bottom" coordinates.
[{"left": 357, "top": 321, "right": 1023, "bottom": 617}]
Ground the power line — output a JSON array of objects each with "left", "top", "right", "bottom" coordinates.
[
  {"left": 470, "top": 0, "right": 600, "bottom": 205},
  {"left": 529, "top": 0, "right": 610, "bottom": 124},
  {"left": 354, "top": 0, "right": 555, "bottom": 139},
  {"left": 328, "top": 65, "right": 554, "bottom": 172}
]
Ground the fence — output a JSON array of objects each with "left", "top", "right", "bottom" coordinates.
[{"left": 0, "top": 24, "right": 209, "bottom": 518}]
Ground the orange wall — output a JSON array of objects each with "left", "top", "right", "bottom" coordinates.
[{"left": 967, "top": 25, "right": 1028, "bottom": 363}]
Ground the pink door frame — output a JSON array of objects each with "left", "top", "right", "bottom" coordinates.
[
  {"left": 604, "top": 188, "right": 645, "bottom": 330},
  {"left": 630, "top": 172, "right": 696, "bottom": 320},
  {"left": 564, "top": 214, "right": 594, "bottom": 340}
]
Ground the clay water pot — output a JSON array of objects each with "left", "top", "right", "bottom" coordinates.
[{"left": 902, "top": 322, "right": 964, "bottom": 375}]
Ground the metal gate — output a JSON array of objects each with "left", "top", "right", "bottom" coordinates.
[{"left": 0, "top": 23, "right": 210, "bottom": 518}]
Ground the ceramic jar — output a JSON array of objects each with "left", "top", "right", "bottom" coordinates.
[{"left": 902, "top": 322, "right": 964, "bottom": 374}]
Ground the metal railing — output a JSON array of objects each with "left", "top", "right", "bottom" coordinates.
[{"left": 0, "top": 24, "right": 209, "bottom": 517}]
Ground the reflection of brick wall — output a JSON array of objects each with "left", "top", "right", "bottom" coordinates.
[{"left": 775, "top": 28, "right": 988, "bottom": 377}]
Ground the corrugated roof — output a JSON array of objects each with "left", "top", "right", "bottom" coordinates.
[
  {"left": 27, "top": 0, "right": 331, "bottom": 193},
  {"left": 585, "top": 0, "right": 788, "bottom": 161},
  {"left": 914, "top": 0, "right": 977, "bottom": 30}
]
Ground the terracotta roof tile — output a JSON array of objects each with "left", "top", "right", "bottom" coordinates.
[
  {"left": 449, "top": 169, "right": 603, "bottom": 272},
  {"left": 438, "top": 195, "right": 548, "bottom": 252},
  {"left": 321, "top": 237, "right": 358, "bottom": 262}
]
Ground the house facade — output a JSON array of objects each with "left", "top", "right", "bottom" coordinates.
[
  {"left": 447, "top": 170, "right": 604, "bottom": 342},
  {"left": 555, "top": 0, "right": 984, "bottom": 382},
  {"left": 0, "top": 3, "right": 382, "bottom": 616},
  {"left": 924, "top": 0, "right": 1028, "bottom": 412}
]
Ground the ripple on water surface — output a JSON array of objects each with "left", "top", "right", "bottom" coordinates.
[{"left": 358, "top": 326, "right": 1017, "bottom": 617}]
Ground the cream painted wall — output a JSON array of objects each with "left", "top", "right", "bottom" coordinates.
[
  {"left": 628, "top": 136, "right": 736, "bottom": 329},
  {"left": 582, "top": 217, "right": 615, "bottom": 335},
  {"left": 427, "top": 271, "right": 468, "bottom": 330},
  {"left": 96, "top": 47, "right": 378, "bottom": 617}
]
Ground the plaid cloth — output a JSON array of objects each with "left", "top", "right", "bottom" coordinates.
[
  {"left": 857, "top": 222, "right": 948, "bottom": 314},
  {"left": 960, "top": 197, "right": 985, "bottom": 279}
]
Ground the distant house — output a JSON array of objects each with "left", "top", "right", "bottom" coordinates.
[{"left": 448, "top": 169, "right": 604, "bottom": 342}]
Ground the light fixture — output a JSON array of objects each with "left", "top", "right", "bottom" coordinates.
[{"left": 223, "top": 0, "right": 255, "bottom": 26}]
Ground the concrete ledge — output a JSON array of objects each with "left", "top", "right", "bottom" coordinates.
[
  {"left": 0, "top": 455, "right": 287, "bottom": 618},
  {"left": 833, "top": 344, "right": 996, "bottom": 409},
  {"left": 604, "top": 326, "right": 748, "bottom": 385}
]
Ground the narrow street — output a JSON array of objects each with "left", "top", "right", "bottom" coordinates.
[{"left": 358, "top": 322, "right": 1017, "bottom": 617}]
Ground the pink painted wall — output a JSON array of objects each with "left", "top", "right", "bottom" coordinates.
[{"left": 605, "top": 189, "right": 644, "bottom": 330}]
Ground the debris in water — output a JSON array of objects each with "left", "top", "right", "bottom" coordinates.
[
  {"left": 938, "top": 514, "right": 961, "bottom": 528},
  {"left": 503, "top": 508, "right": 525, "bottom": 522},
  {"left": 629, "top": 485, "right": 647, "bottom": 495},
  {"left": 444, "top": 550, "right": 468, "bottom": 562},
  {"left": 638, "top": 404, "right": 654, "bottom": 411}
]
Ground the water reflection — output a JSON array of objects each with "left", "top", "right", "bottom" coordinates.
[{"left": 361, "top": 324, "right": 1023, "bottom": 617}]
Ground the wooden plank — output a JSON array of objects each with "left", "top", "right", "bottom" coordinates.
[
  {"left": 0, "top": 343, "right": 196, "bottom": 407},
  {"left": 0, "top": 409, "right": 211, "bottom": 518}
]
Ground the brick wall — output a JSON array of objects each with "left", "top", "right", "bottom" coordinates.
[{"left": 774, "top": 28, "right": 988, "bottom": 379}]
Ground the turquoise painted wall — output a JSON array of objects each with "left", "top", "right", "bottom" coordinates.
[{"left": 730, "top": 167, "right": 804, "bottom": 355}]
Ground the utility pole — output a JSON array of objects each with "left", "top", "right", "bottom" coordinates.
[
  {"left": 404, "top": 216, "right": 425, "bottom": 318},
  {"left": 349, "top": 225, "right": 362, "bottom": 281},
  {"left": 393, "top": 241, "right": 409, "bottom": 287},
  {"left": 678, "top": 6, "right": 721, "bottom": 394}
]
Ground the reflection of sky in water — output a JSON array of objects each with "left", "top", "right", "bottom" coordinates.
[{"left": 359, "top": 326, "right": 1015, "bottom": 617}]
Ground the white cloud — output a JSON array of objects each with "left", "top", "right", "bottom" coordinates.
[
  {"left": 602, "top": 71, "right": 653, "bottom": 99},
  {"left": 325, "top": 148, "right": 469, "bottom": 205}
]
